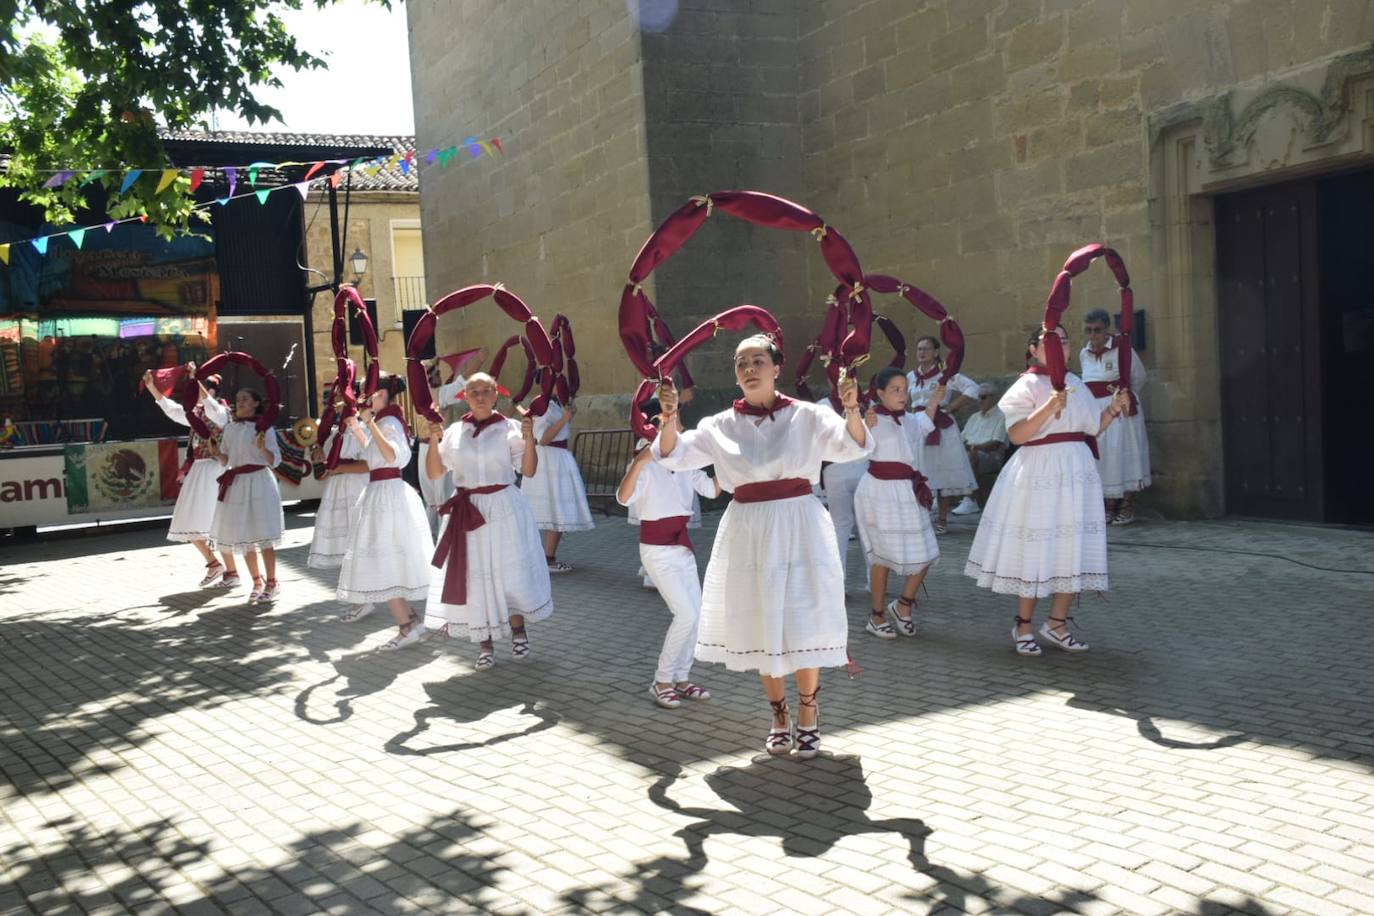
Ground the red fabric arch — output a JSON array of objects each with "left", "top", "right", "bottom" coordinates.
[
  {"left": 489, "top": 335, "right": 537, "bottom": 404},
  {"left": 333, "top": 286, "right": 380, "bottom": 397},
  {"left": 181, "top": 352, "right": 281, "bottom": 438},
  {"left": 1041, "top": 244, "right": 1133, "bottom": 391},
  {"left": 405, "top": 283, "right": 556, "bottom": 423},
  {"left": 863, "top": 275, "right": 966, "bottom": 382},
  {"left": 618, "top": 190, "right": 872, "bottom": 399},
  {"left": 629, "top": 305, "right": 783, "bottom": 441}
]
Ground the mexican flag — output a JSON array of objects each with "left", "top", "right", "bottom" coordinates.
[{"left": 65, "top": 439, "right": 183, "bottom": 513}]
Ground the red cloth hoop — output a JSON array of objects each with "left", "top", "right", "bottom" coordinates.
[
  {"left": 618, "top": 191, "right": 872, "bottom": 398},
  {"left": 1041, "top": 244, "right": 1133, "bottom": 391},
  {"left": 548, "top": 314, "right": 580, "bottom": 402},
  {"left": 181, "top": 352, "right": 280, "bottom": 437},
  {"left": 334, "top": 286, "right": 380, "bottom": 397},
  {"left": 489, "top": 334, "right": 538, "bottom": 404},
  {"left": 318, "top": 359, "right": 357, "bottom": 469},
  {"left": 629, "top": 305, "right": 783, "bottom": 441},
  {"left": 863, "top": 275, "right": 966, "bottom": 384},
  {"left": 405, "top": 283, "right": 556, "bottom": 423}
]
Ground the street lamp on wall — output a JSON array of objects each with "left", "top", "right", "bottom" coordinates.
[{"left": 349, "top": 247, "right": 369, "bottom": 283}]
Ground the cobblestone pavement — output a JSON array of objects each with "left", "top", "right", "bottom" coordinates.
[{"left": 1, "top": 506, "right": 1372, "bottom": 915}]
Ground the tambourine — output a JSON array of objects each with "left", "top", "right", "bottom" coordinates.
[
  {"left": 293, "top": 417, "right": 318, "bottom": 446},
  {"left": 629, "top": 305, "right": 783, "bottom": 442},
  {"left": 1042, "top": 244, "right": 1133, "bottom": 392},
  {"left": 619, "top": 191, "right": 873, "bottom": 392},
  {"left": 181, "top": 352, "right": 280, "bottom": 439},
  {"left": 406, "top": 283, "right": 556, "bottom": 424}
]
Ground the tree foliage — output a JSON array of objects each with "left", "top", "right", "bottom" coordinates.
[{"left": 0, "top": 0, "right": 372, "bottom": 237}]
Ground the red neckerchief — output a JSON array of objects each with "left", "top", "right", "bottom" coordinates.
[
  {"left": 873, "top": 405, "right": 904, "bottom": 425},
  {"left": 1086, "top": 338, "right": 1113, "bottom": 359},
  {"left": 733, "top": 393, "right": 795, "bottom": 422},
  {"left": 911, "top": 363, "right": 941, "bottom": 384},
  {"left": 462, "top": 410, "right": 506, "bottom": 437}
]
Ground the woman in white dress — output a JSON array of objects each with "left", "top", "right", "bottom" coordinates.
[
  {"left": 815, "top": 386, "right": 868, "bottom": 590},
  {"left": 142, "top": 367, "right": 226, "bottom": 586},
  {"left": 906, "top": 336, "right": 980, "bottom": 534},
  {"left": 1080, "top": 308, "right": 1151, "bottom": 525},
  {"left": 335, "top": 374, "right": 435, "bottom": 649},
  {"left": 425, "top": 372, "right": 552, "bottom": 670},
  {"left": 203, "top": 387, "right": 285, "bottom": 604},
  {"left": 965, "top": 327, "right": 1132, "bottom": 656},
  {"left": 306, "top": 391, "right": 370, "bottom": 575},
  {"left": 655, "top": 335, "right": 872, "bottom": 759},
  {"left": 854, "top": 367, "right": 944, "bottom": 640},
  {"left": 520, "top": 396, "right": 594, "bottom": 573}
]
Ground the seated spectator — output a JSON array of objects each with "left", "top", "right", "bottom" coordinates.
[{"left": 951, "top": 384, "right": 1009, "bottom": 515}]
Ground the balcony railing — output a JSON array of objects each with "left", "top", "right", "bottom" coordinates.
[{"left": 393, "top": 275, "right": 427, "bottom": 311}]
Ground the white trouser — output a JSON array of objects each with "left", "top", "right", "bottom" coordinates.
[
  {"left": 417, "top": 442, "right": 455, "bottom": 534},
  {"left": 823, "top": 465, "right": 863, "bottom": 585},
  {"left": 640, "top": 543, "right": 702, "bottom": 684}
]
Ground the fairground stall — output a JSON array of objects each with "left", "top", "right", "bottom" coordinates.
[{"left": 0, "top": 133, "right": 395, "bottom": 533}]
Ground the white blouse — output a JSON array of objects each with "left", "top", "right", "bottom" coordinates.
[
  {"left": 999, "top": 371, "right": 1100, "bottom": 441},
  {"left": 907, "top": 369, "right": 979, "bottom": 408},
  {"left": 653, "top": 400, "right": 874, "bottom": 491},
  {"left": 202, "top": 397, "right": 281, "bottom": 469},
  {"left": 437, "top": 416, "right": 526, "bottom": 488},
  {"left": 618, "top": 457, "right": 715, "bottom": 521},
  {"left": 1079, "top": 344, "right": 1148, "bottom": 388},
  {"left": 534, "top": 401, "right": 570, "bottom": 444},
  {"left": 868, "top": 411, "right": 936, "bottom": 466},
  {"left": 364, "top": 416, "right": 411, "bottom": 471},
  {"left": 323, "top": 426, "right": 367, "bottom": 463}
]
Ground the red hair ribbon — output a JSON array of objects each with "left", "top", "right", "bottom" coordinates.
[
  {"left": 405, "top": 283, "right": 556, "bottom": 425},
  {"left": 1042, "top": 244, "right": 1133, "bottom": 392}
]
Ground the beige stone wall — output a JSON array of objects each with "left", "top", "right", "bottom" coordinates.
[
  {"left": 407, "top": 0, "right": 654, "bottom": 401},
  {"left": 796, "top": 0, "right": 1374, "bottom": 515},
  {"left": 303, "top": 192, "right": 420, "bottom": 414}
]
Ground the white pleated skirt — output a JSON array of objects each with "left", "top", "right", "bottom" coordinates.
[
  {"left": 854, "top": 475, "right": 940, "bottom": 576},
  {"left": 964, "top": 441, "right": 1108, "bottom": 597},
  {"left": 208, "top": 467, "right": 284, "bottom": 552},
  {"left": 336, "top": 479, "right": 434, "bottom": 603},
  {"left": 425, "top": 486, "right": 554, "bottom": 642},
  {"left": 520, "top": 446, "right": 595, "bottom": 532},
  {"left": 1091, "top": 395, "right": 1152, "bottom": 498},
  {"left": 915, "top": 429, "right": 978, "bottom": 497},
  {"left": 307, "top": 471, "right": 369, "bottom": 569},
  {"left": 167, "top": 458, "right": 220, "bottom": 543},
  {"left": 697, "top": 493, "right": 849, "bottom": 678}
]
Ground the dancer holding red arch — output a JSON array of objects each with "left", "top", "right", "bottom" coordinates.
[{"left": 654, "top": 330, "right": 871, "bottom": 759}]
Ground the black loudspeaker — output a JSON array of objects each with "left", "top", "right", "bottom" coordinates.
[
  {"left": 402, "top": 309, "right": 435, "bottom": 358},
  {"left": 348, "top": 298, "right": 380, "bottom": 348}
]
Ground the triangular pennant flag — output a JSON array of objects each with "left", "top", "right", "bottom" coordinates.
[
  {"left": 491, "top": 137, "right": 504, "bottom": 154},
  {"left": 248, "top": 162, "right": 273, "bottom": 186},
  {"left": 189, "top": 168, "right": 205, "bottom": 193},
  {"left": 225, "top": 167, "right": 238, "bottom": 197},
  {"left": 478, "top": 140, "right": 494, "bottom": 156},
  {"left": 119, "top": 169, "right": 143, "bottom": 194},
  {"left": 399, "top": 158, "right": 410, "bottom": 175},
  {"left": 304, "top": 161, "right": 326, "bottom": 181},
  {"left": 68, "top": 228, "right": 86, "bottom": 249},
  {"left": 43, "top": 170, "right": 76, "bottom": 189},
  {"left": 33, "top": 237, "right": 49, "bottom": 255},
  {"left": 0, "top": 244, "right": 9, "bottom": 265},
  {"left": 293, "top": 181, "right": 310, "bottom": 200},
  {"left": 329, "top": 171, "right": 345, "bottom": 189},
  {"left": 255, "top": 189, "right": 271, "bottom": 205},
  {"left": 138, "top": 214, "right": 148, "bottom": 223},
  {"left": 425, "top": 148, "right": 439, "bottom": 165},
  {"left": 155, "top": 169, "right": 179, "bottom": 194},
  {"left": 103, "top": 221, "right": 116, "bottom": 232},
  {"left": 81, "top": 170, "right": 108, "bottom": 186},
  {"left": 216, "top": 197, "right": 230, "bottom": 206}
]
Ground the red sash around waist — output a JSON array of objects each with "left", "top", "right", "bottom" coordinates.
[
  {"left": 546, "top": 440, "right": 569, "bottom": 449},
  {"left": 639, "top": 515, "right": 693, "bottom": 550},
  {"left": 867, "top": 461, "right": 934, "bottom": 510},
  {"left": 1084, "top": 380, "right": 1139, "bottom": 415},
  {"left": 216, "top": 464, "right": 265, "bottom": 501},
  {"left": 1022, "top": 432, "right": 1100, "bottom": 460},
  {"left": 732, "top": 478, "right": 813, "bottom": 504},
  {"left": 368, "top": 468, "right": 403, "bottom": 482},
  {"left": 431, "top": 483, "right": 511, "bottom": 605},
  {"left": 924, "top": 408, "right": 956, "bottom": 445}
]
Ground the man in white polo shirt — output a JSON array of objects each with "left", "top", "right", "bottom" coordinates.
[{"left": 951, "top": 383, "right": 1008, "bottom": 515}]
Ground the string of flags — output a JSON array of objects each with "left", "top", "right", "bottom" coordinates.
[{"left": 0, "top": 137, "right": 504, "bottom": 267}]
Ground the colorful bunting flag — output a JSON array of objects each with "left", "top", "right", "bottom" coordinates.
[
  {"left": 119, "top": 170, "right": 143, "bottom": 194},
  {"left": 293, "top": 182, "right": 310, "bottom": 200},
  {"left": 43, "top": 170, "right": 76, "bottom": 189},
  {"left": 68, "top": 228, "right": 86, "bottom": 249},
  {"left": 491, "top": 137, "right": 504, "bottom": 154},
  {"left": 33, "top": 237, "right": 48, "bottom": 255},
  {"left": 103, "top": 221, "right": 116, "bottom": 232},
  {"left": 0, "top": 244, "right": 8, "bottom": 265},
  {"left": 303, "top": 161, "right": 326, "bottom": 181},
  {"left": 155, "top": 169, "right": 179, "bottom": 194},
  {"left": 225, "top": 166, "right": 238, "bottom": 197},
  {"left": 189, "top": 168, "right": 205, "bottom": 193},
  {"left": 81, "top": 170, "right": 108, "bottom": 186},
  {"left": 254, "top": 189, "right": 270, "bottom": 205}
]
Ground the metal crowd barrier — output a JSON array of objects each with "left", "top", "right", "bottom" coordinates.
[{"left": 571, "top": 428, "right": 636, "bottom": 515}]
